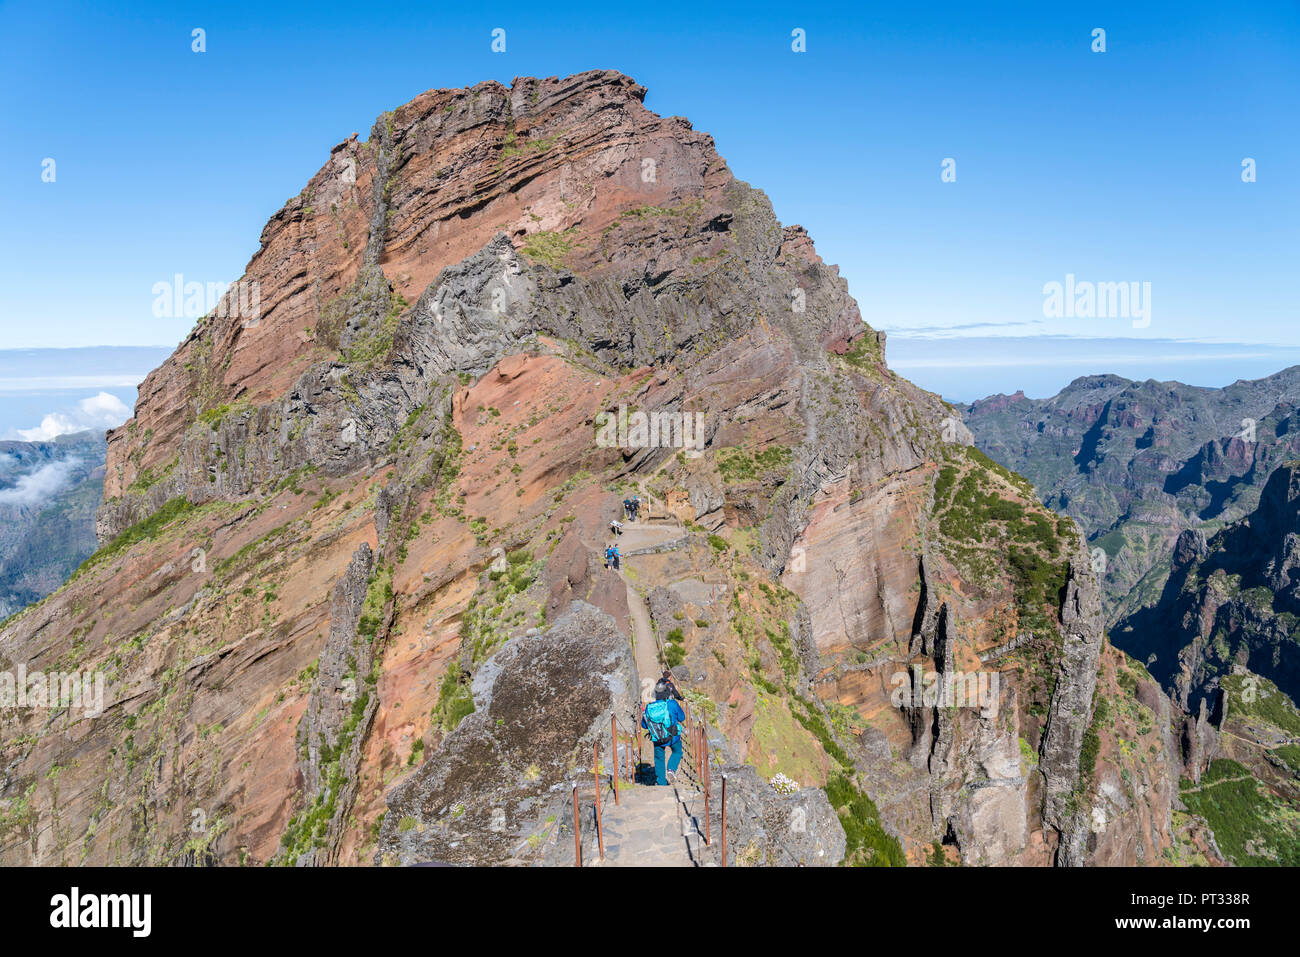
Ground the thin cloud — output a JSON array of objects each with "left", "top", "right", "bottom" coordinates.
[
  {"left": 0, "top": 458, "right": 81, "bottom": 507},
  {"left": 881, "top": 320, "right": 1049, "bottom": 338},
  {"left": 14, "top": 392, "right": 131, "bottom": 441},
  {"left": 0, "top": 374, "right": 149, "bottom": 392},
  {"left": 891, "top": 351, "right": 1278, "bottom": 369}
]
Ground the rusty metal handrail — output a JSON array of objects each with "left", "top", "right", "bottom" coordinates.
[
  {"left": 593, "top": 747, "right": 605, "bottom": 861},
  {"left": 614, "top": 712, "right": 637, "bottom": 785},
  {"left": 610, "top": 714, "right": 620, "bottom": 806},
  {"left": 700, "top": 722, "right": 711, "bottom": 846},
  {"left": 592, "top": 712, "right": 720, "bottom": 864}
]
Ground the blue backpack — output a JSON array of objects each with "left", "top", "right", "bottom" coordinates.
[{"left": 644, "top": 700, "right": 678, "bottom": 744}]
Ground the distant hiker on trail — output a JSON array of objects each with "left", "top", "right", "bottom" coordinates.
[
  {"left": 610, "top": 543, "right": 621, "bottom": 570},
  {"left": 659, "top": 669, "right": 684, "bottom": 701},
  {"left": 609, "top": 519, "right": 624, "bottom": 536},
  {"left": 622, "top": 498, "right": 633, "bottom": 520},
  {"left": 642, "top": 681, "right": 687, "bottom": 785},
  {"left": 631, "top": 495, "right": 641, "bottom": 520}
]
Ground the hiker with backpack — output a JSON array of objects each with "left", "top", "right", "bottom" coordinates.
[
  {"left": 610, "top": 543, "right": 621, "bottom": 570},
  {"left": 659, "top": 669, "right": 684, "bottom": 701},
  {"left": 641, "top": 680, "right": 687, "bottom": 785}
]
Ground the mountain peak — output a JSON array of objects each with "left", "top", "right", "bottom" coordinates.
[{"left": 102, "top": 70, "right": 802, "bottom": 502}]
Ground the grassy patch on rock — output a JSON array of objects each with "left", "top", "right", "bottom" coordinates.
[{"left": 1180, "top": 758, "right": 1300, "bottom": 866}]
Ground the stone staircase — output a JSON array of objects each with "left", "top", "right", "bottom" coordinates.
[
  {"left": 615, "top": 522, "right": 689, "bottom": 556},
  {"left": 571, "top": 483, "right": 718, "bottom": 866},
  {"left": 587, "top": 778, "right": 717, "bottom": 867}
]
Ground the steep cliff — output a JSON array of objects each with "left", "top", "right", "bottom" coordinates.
[{"left": 0, "top": 72, "right": 1161, "bottom": 866}]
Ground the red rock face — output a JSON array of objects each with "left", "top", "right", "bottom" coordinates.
[
  {"left": 380, "top": 74, "right": 733, "bottom": 292},
  {"left": 970, "top": 391, "right": 1028, "bottom": 415},
  {"left": 781, "top": 469, "right": 929, "bottom": 659},
  {"left": 106, "top": 137, "right": 378, "bottom": 497}
]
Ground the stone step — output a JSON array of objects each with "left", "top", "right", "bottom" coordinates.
[
  {"left": 586, "top": 780, "right": 717, "bottom": 867},
  {"left": 606, "top": 523, "right": 689, "bottom": 556}
]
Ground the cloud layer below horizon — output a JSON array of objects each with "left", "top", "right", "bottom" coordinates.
[
  {"left": 13, "top": 392, "right": 132, "bottom": 442},
  {"left": 881, "top": 334, "right": 1300, "bottom": 402}
]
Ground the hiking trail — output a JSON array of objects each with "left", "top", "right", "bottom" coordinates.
[{"left": 568, "top": 482, "right": 722, "bottom": 866}]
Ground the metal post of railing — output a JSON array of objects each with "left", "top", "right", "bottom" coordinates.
[
  {"left": 720, "top": 773, "right": 728, "bottom": 867},
  {"left": 701, "top": 723, "right": 711, "bottom": 846},
  {"left": 572, "top": 783, "right": 581, "bottom": 867},
  {"left": 693, "top": 717, "right": 700, "bottom": 777},
  {"left": 679, "top": 715, "right": 688, "bottom": 777},
  {"left": 611, "top": 715, "right": 619, "bottom": 806},
  {"left": 594, "top": 747, "right": 605, "bottom": 861}
]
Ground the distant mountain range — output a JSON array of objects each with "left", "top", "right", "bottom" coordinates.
[
  {"left": 961, "top": 366, "right": 1300, "bottom": 625},
  {"left": 1113, "top": 461, "right": 1300, "bottom": 712},
  {"left": 885, "top": 334, "right": 1300, "bottom": 404},
  {"left": 0, "top": 430, "right": 106, "bottom": 619}
]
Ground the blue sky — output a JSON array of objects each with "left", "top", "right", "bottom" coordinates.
[{"left": 0, "top": 0, "right": 1297, "bottom": 404}]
